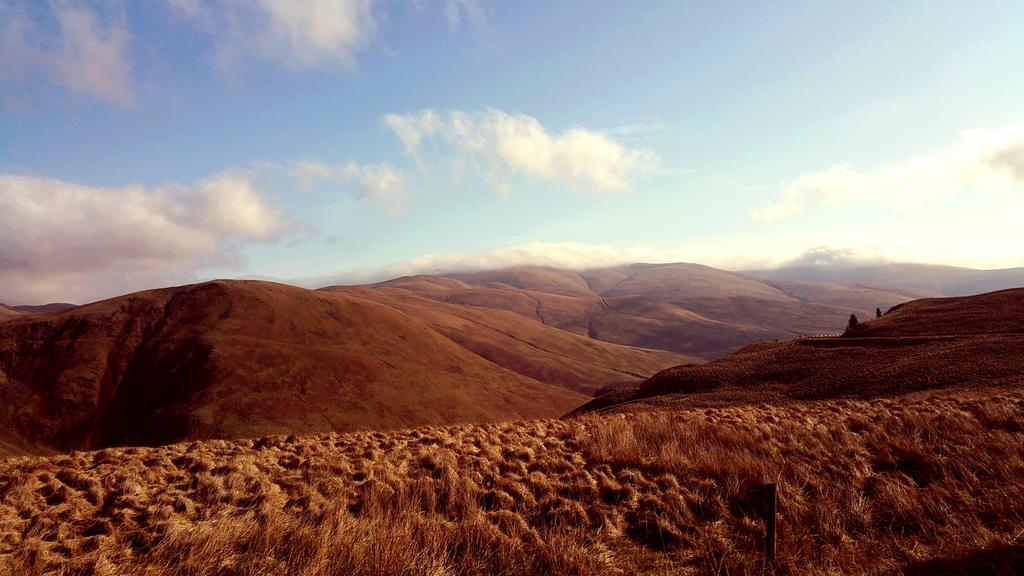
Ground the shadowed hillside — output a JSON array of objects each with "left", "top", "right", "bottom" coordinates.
[
  {"left": 7, "top": 303, "right": 76, "bottom": 314},
  {"left": 0, "top": 280, "right": 601, "bottom": 453},
  {"left": 576, "top": 288, "right": 1024, "bottom": 415}
]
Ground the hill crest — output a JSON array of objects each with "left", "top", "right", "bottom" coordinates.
[
  {"left": 576, "top": 287, "right": 1024, "bottom": 415},
  {"left": 0, "top": 280, "right": 600, "bottom": 453}
]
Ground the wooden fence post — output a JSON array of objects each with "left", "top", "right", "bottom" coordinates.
[{"left": 765, "top": 482, "right": 777, "bottom": 566}]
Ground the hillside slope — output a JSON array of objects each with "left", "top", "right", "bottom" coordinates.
[
  {"left": 326, "top": 285, "right": 691, "bottom": 395},
  {"left": 0, "top": 303, "right": 76, "bottom": 320},
  {"left": 0, "top": 305, "right": 22, "bottom": 323},
  {"left": 377, "top": 263, "right": 921, "bottom": 360},
  {"left": 576, "top": 288, "right": 1024, "bottom": 415},
  {"left": 745, "top": 263, "right": 1024, "bottom": 297},
  {"left": 846, "top": 287, "right": 1024, "bottom": 337},
  {"left": 0, "top": 281, "right": 589, "bottom": 453},
  {"left": 9, "top": 303, "right": 76, "bottom": 314}
]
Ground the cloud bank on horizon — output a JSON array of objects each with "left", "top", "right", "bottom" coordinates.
[
  {"left": 2, "top": 1, "right": 1023, "bottom": 304},
  {"left": 295, "top": 242, "right": 895, "bottom": 289}
]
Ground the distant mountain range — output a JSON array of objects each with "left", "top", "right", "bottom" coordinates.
[
  {"left": 743, "top": 263, "right": 1024, "bottom": 297},
  {"left": 363, "top": 261, "right": 1024, "bottom": 358},
  {"left": 2, "top": 261, "right": 1022, "bottom": 454}
]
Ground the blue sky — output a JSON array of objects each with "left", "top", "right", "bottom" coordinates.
[{"left": 2, "top": 1, "right": 1023, "bottom": 303}]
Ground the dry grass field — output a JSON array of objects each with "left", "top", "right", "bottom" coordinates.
[{"left": 3, "top": 385, "right": 1023, "bottom": 575}]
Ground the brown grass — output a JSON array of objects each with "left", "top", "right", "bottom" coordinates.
[
  {"left": 2, "top": 386, "right": 1023, "bottom": 575},
  {"left": 847, "top": 288, "right": 1024, "bottom": 338},
  {"left": 577, "top": 333, "right": 1024, "bottom": 415}
]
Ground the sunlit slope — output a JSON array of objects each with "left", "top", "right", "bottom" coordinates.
[
  {"left": 0, "top": 305, "right": 23, "bottom": 322},
  {"left": 0, "top": 280, "right": 585, "bottom": 452},
  {"left": 577, "top": 288, "right": 1024, "bottom": 414},
  {"left": 378, "top": 263, "right": 920, "bottom": 358},
  {"left": 746, "top": 263, "right": 1024, "bottom": 297},
  {"left": 323, "top": 284, "right": 694, "bottom": 395},
  {"left": 847, "top": 287, "right": 1024, "bottom": 337}
]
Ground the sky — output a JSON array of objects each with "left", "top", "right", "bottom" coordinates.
[{"left": 1, "top": 1, "right": 1024, "bottom": 304}]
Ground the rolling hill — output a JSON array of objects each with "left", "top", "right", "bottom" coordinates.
[
  {"left": 0, "top": 280, "right": 697, "bottom": 455},
  {"left": 375, "top": 263, "right": 925, "bottom": 359},
  {"left": 846, "top": 287, "right": 1024, "bottom": 337},
  {"left": 4, "top": 274, "right": 1024, "bottom": 574},
  {"left": 0, "top": 305, "right": 22, "bottom": 322},
  {"left": 324, "top": 284, "right": 690, "bottom": 395},
  {"left": 745, "top": 263, "right": 1024, "bottom": 297},
  {"left": 575, "top": 287, "right": 1024, "bottom": 415},
  {"left": 3, "top": 263, "right": 1021, "bottom": 455},
  {"left": 7, "top": 303, "right": 76, "bottom": 314},
  {"left": 0, "top": 303, "right": 76, "bottom": 321}
]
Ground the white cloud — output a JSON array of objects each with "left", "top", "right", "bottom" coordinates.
[
  {"left": 0, "top": 171, "right": 290, "bottom": 305},
  {"left": 990, "top": 139, "right": 1024, "bottom": 180},
  {"left": 753, "top": 124, "right": 1024, "bottom": 222},
  {"left": 299, "top": 241, "right": 765, "bottom": 287},
  {"left": 170, "top": 0, "right": 380, "bottom": 69},
  {"left": 197, "top": 171, "right": 286, "bottom": 238},
  {"left": 383, "top": 108, "right": 661, "bottom": 194},
  {"left": 0, "top": 2, "right": 134, "bottom": 106},
  {"left": 302, "top": 231, "right": 1024, "bottom": 289},
  {"left": 291, "top": 160, "right": 407, "bottom": 214},
  {"left": 301, "top": 242, "right": 642, "bottom": 286},
  {"left": 777, "top": 247, "right": 891, "bottom": 269},
  {"left": 444, "top": 0, "right": 487, "bottom": 33}
]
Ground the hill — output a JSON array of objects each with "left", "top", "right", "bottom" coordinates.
[
  {"left": 0, "top": 280, "right": 604, "bottom": 453},
  {"left": 9, "top": 303, "right": 76, "bottom": 314},
  {"left": 4, "top": 279, "right": 1024, "bottom": 574},
  {"left": 324, "top": 285, "right": 691, "bottom": 396},
  {"left": 576, "top": 288, "right": 1024, "bottom": 415},
  {"left": 1, "top": 303, "right": 77, "bottom": 323},
  {"left": 374, "top": 263, "right": 923, "bottom": 360},
  {"left": 0, "top": 305, "right": 22, "bottom": 323},
  {"left": 745, "top": 263, "right": 1024, "bottom": 297},
  {"left": 846, "top": 288, "right": 1024, "bottom": 337}
]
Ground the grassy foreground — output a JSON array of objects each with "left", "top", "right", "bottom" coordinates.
[{"left": 2, "top": 386, "right": 1023, "bottom": 575}]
